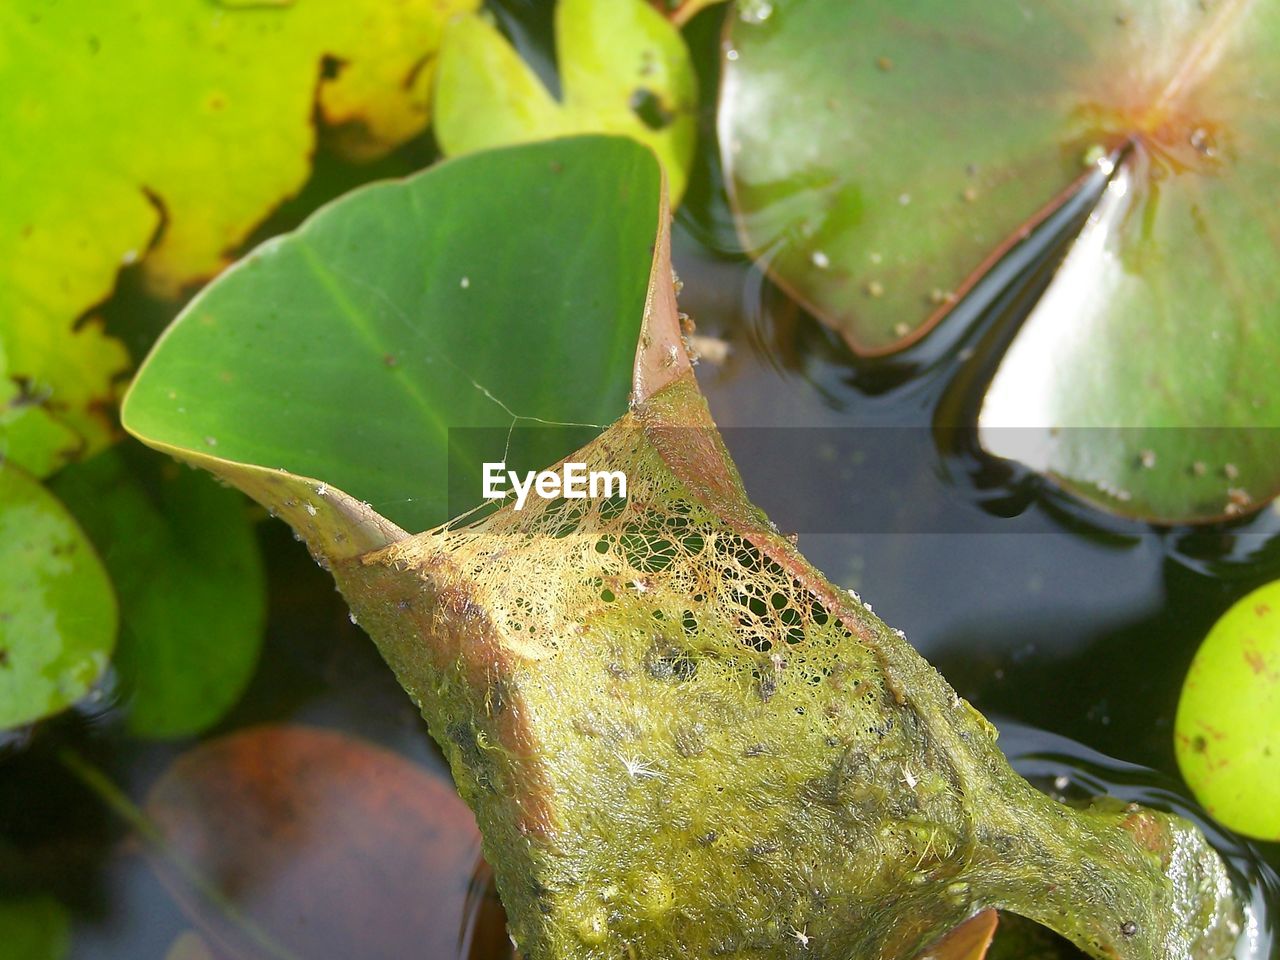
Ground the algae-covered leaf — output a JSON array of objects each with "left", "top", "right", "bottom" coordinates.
[
  {"left": 125, "top": 136, "right": 1242, "bottom": 959},
  {"left": 123, "top": 136, "right": 666, "bottom": 557},
  {"left": 0, "top": 463, "right": 116, "bottom": 730},
  {"left": 336, "top": 374, "right": 1241, "bottom": 960},
  {"left": 144, "top": 725, "right": 483, "bottom": 960},
  {"left": 719, "top": 0, "right": 1280, "bottom": 523},
  {"left": 0, "top": 895, "right": 71, "bottom": 960},
  {"left": 0, "top": 0, "right": 477, "bottom": 476},
  {"left": 435, "top": 0, "right": 698, "bottom": 204},
  {"left": 1176, "top": 579, "right": 1280, "bottom": 841},
  {"left": 49, "top": 448, "right": 265, "bottom": 740}
]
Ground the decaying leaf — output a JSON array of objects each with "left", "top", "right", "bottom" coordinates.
[
  {"left": 123, "top": 137, "right": 1245, "bottom": 960},
  {"left": 330, "top": 371, "right": 1240, "bottom": 959}
]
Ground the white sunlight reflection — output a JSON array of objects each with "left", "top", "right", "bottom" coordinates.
[{"left": 978, "top": 159, "right": 1132, "bottom": 473}]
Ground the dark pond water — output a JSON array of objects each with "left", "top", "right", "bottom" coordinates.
[{"left": 3, "top": 2, "right": 1278, "bottom": 958}]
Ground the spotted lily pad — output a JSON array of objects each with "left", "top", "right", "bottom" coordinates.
[
  {"left": 1176, "top": 579, "right": 1280, "bottom": 841},
  {"left": 719, "top": 0, "right": 1280, "bottom": 523}
]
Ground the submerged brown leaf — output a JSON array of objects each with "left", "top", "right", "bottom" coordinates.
[{"left": 144, "top": 725, "right": 486, "bottom": 960}]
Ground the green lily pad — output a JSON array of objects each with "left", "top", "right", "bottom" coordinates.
[
  {"left": 719, "top": 0, "right": 1280, "bottom": 523},
  {"left": 434, "top": 0, "right": 697, "bottom": 204},
  {"left": 1175, "top": 579, "right": 1280, "bottom": 841},
  {"left": 0, "top": 0, "right": 477, "bottom": 477},
  {"left": 0, "top": 896, "right": 71, "bottom": 960},
  {"left": 123, "top": 136, "right": 666, "bottom": 555},
  {"left": 50, "top": 448, "right": 266, "bottom": 739},
  {"left": 0, "top": 462, "right": 116, "bottom": 730}
]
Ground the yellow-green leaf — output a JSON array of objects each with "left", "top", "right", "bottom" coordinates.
[
  {"left": 0, "top": 0, "right": 477, "bottom": 476},
  {"left": 1175, "top": 580, "right": 1280, "bottom": 841},
  {"left": 435, "top": 0, "right": 697, "bottom": 204}
]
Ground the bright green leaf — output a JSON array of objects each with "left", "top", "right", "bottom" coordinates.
[
  {"left": 0, "top": 896, "right": 71, "bottom": 960},
  {"left": 435, "top": 0, "right": 697, "bottom": 204},
  {"left": 719, "top": 0, "right": 1280, "bottom": 522},
  {"left": 123, "top": 136, "right": 667, "bottom": 555},
  {"left": 1176, "top": 579, "right": 1280, "bottom": 841},
  {"left": 0, "top": 462, "right": 116, "bottom": 730},
  {"left": 50, "top": 448, "right": 266, "bottom": 740},
  {"left": 0, "top": 0, "right": 478, "bottom": 477}
]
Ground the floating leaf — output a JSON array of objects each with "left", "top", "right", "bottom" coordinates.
[
  {"left": 1176, "top": 579, "right": 1280, "bottom": 841},
  {"left": 125, "top": 137, "right": 1242, "bottom": 960},
  {"left": 0, "top": 462, "right": 116, "bottom": 730},
  {"left": 0, "top": 0, "right": 477, "bottom": 475},
  {"left": 0, "top": 895, "right": 71, "bottom": 960},
  {"left": 123, "top": 136, "right": 667, "bottom": 557},
  {"left": 0, "top": 318, "right": 127, "bottom": 480},
  {"left": 1, "top": 336, "right": 84, "bottom": 479},
  {"left": 50, "top": 448, "right": 265, "bottom": 740},
  {"left": 144, "top": 725, "right": 483, "bottom": 960},
  {"left": 719, "top": 0, "right": 1280, "bottom": 522},
  {"left": 434, "top": 0, "right": 697, "bottom": 204}
]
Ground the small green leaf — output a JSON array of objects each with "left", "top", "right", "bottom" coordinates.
[
  {"left": 0, "top": 463, "right": 116, "bottom": 730},
  {"left": 123, "top": 136, "right": 666, "bottom": 556},
  {"left": 0, "top": 896, "right": 71, "bottom": 960},
  {"left": 50, "top": 448, "right": 266, "bottom": 739},
  {"left": 1175, "top": 579, "right": 1280, "bottom": 841},
  {"left": 435, "top": 0, "right": 697, "bottom": 204}
]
